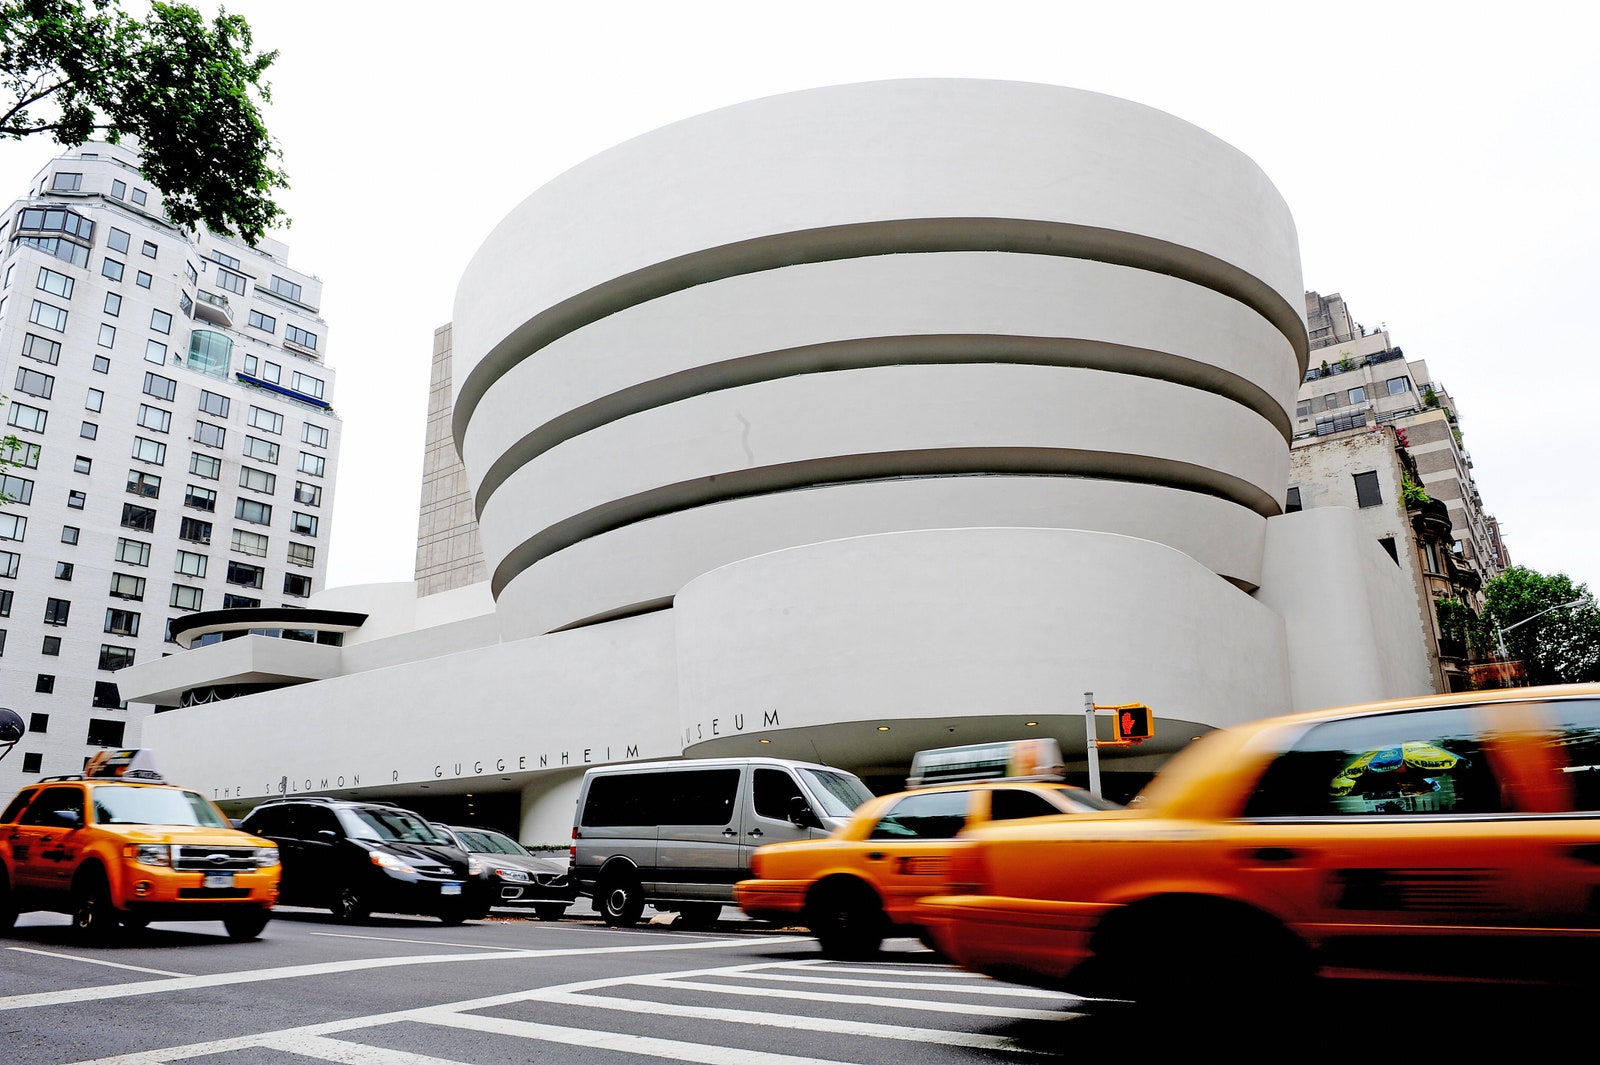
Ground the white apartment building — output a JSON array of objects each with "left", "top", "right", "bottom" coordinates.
[{"left": 0, "top": 142, "right": 340, "bottom": 791}]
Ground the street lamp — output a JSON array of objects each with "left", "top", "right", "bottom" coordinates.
[{"left": 1495, "top": 597, "right": 1593, "bottom": 660}]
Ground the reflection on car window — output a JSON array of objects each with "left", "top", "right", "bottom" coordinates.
[
  {"left": 1245, "top": 706, "right": 1504, "bottom": 817},
  {"left": 343, "top": 807, "right": 448, "bottom": 843},
  {"left": 92, "top": 786, "right": 228, "bottom": 827},
  {"left": 458, "top": 829, "right": 523, "bottom": 855},
  {"left": 1043, "top": 785, "right": 1124, "bottom": 812},
  {"left": 990, "top": 789, "right": 1064, "bottom": 821},
  {"left": 1542, "top": 698, "right": 1600, "bottom": 812},
  {"left": 799, "top": 768, "right": 875, "bottom": 818},
  {"left": 21, "top": 786, "right": 83, "bottom": 826},
  {"left": 869, "top": 791, "right": 969, "bottom": 839}
]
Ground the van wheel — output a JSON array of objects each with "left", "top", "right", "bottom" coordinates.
[
  {"left": 71, "top": 867, "right": 119, "bottom": 941},
  {"left": 224, "top": 910, "right": 271, "bottom": 940},
  {"left": 807, "top": 880, "right": 884, "bottom": 960},
  {"left": 599, "top": 875, "right": 645, "bottom": 927},
  {"left": 331, "top": 885, "right": 370, "bottom": 922}
]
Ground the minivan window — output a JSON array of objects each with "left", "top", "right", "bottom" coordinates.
[
  {"left": 582, "top": 768, "right": 742, "bottom": 827},
  {"left": 753, "top": 768, "right": 804, "bottom": 820},
  {"left": 799, "top": 768, "right": 875, "bottom": 817}
]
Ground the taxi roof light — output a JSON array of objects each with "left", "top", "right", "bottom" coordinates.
[
  {"left": 906, "top": 738, "right": 1065, "bottom": 788},
  {"left": 83, "top": 748, "right": 165, "bottom": 781}
]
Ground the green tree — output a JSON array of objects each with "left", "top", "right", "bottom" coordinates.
[
  {"left": 1, "top": 0, "right": 287, "bottom": 243},
  {"left": 1483, "top": 565, "right": 1600, "bottom": 685}
]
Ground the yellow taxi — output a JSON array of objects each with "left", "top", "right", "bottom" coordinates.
[
  {"left": 915, "top": 685, "right": 1600, "bottom": 1006},
  {"left": 735, "top": 739, "right": 1120, "bottom": 957},
  {"left": 0, "top": 749, "right": 280, "bottom": 940}
]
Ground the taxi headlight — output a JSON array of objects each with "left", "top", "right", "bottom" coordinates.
[
  {"left": 126, "top": 843, "right": 172, "bottom": 867},
  {"left": 494, "top": 867, "right": 532, "bottom": 883},
  {"left": 369, "top": 850, "right": 418, "bottom": 876},
  {"left": 254, "top": 846, "right": 280, "bottom": 868}
]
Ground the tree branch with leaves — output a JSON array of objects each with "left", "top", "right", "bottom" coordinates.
[{"left": 1, "top": 0, "right": 288, "bottom": 243}]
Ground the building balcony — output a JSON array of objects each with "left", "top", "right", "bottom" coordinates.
[{"left": 192, "top": 289, "right": 234, "bottom": 327}]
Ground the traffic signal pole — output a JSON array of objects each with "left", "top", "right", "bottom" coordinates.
[{"left": 1084, "top": 692, "right": 1102, "bottom": 798}]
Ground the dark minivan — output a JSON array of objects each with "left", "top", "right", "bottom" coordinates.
[{"left": 240, "top": 797, "right": 487, "bottom": 924}]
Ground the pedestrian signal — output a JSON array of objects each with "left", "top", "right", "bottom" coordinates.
[{"left": 1112, "top": 704, "right": 1154, "bottom": 744}]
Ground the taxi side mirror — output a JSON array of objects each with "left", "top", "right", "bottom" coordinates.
[
  {"left": 788, "top": 796, "right": 820, "bottom": 829},
  {"left": 52, "top": 808, "right": 83, "bottom": 829}
]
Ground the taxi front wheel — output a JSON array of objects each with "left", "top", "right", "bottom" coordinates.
[
  {"left": 808, "top": 880, "right": 885, "bottom": 960},
  {"left": 71, "top": 867, "right": 118, "bottom": 941}
]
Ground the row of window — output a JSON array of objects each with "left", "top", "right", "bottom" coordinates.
[{"left": 1296, "top": 377, "right": 1415, "bottom": 419}]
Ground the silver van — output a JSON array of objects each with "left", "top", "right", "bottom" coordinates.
[{"left": 570, "top": 757, "right": 874, "bottom": 927}]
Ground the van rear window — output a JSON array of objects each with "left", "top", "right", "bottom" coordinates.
[{"left": 582, "top": 768, "right": 740, "bottom": 827}]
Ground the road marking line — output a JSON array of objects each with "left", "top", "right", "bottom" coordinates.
[
  {"left": 4, "top": 946, "right": 188, "bottom": 978},
  {"left": 0, "top": 936, "right": 770, "bottom": 1012},
  {"left": 308, "top": 932, "right": 527, "bottom": 951},
  {"left": 634, "top": 977, "right": 1068, "bottom": 1020},
  {"left": 256, "top": 1033, "right": 468, "bottom": 1064},
  {"left": 731, "top": 969, "right": 1073, "bottom": 998}
]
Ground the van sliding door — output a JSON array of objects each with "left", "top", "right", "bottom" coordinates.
[{"left": 653, "top": 767, "right": 743, "bottom": 902}]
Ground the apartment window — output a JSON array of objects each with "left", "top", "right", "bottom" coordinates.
[
  {"left": 27, "top": 712, "right": 45, "bottom": 732},
  {"left": 179, "top": 516, "right": 212, "bottom": 544},
  {"left": 141, "top": 240, "right": 157, "bottom": 259},
  {"left": 51, "top": 171, "right": 82, "bottom": 191},
  {"left": 284, "top": 573, "right": 312, "bottom": 598},
  {"left": 14, "top": 366, "right": 53, "bottom": 399},
  {"left": 222, "top": 593, "right": 259, "bottom": 609},
  {"left": 67, "top": 490, "right": 86, "bottom": 509},
  {"left": 239, "top": 465, "right": 276, "bottom": 493},
  {"left": 144, "top": 340, "right": 166, "bottom": 364},
  {"left": 1354, "top": 470, "right": 1383, "bottom": 509},
  {"left": 105, "top": 608, "right": 140, "bottom": 636},
  {"left": 287, "top": 542, "right": 315, "bottom": 568},
  {"left": 101, "top": 258, "right": 124, "bottom": 282},
  {"left": 130, "top": 436, "right": 167, "bottom": 465},
  {"left": 111, "top": 178, "right": 127, "bottom": 199},
  {"left": 243, "top": 436, "right": 279, "bottom": 464},
  {"left": 226, "top": 561, "right": 265, "bottom": 588},
  {"left": 108, "top": 572, "right": 146, "bottom": 600},
  {"left": 80, "top": 421, "right": 97, "bottom": 440},
  {"left": 92, "top": 355, "right": 109, "bottom": 373},
  {"left": 35, "top": 674, "right": 54, "bottom": 694},
  {"left": 248, "top": 406, "right": 284, "bottom": 434},
  {"left": 7, "top": 402, "right": 47, "bottom": 432},
  {"left": 270, "top": 275, "right": 303, "bottom": 302},
  {"left": 29, "top": 299, "right": 67, "bottom": 331},
  {"left": 248, "top": 309, "right": 276, "bottom": 333},
  {"left": 187, "top": 329, "right": 232, "bottom": 378},
  {"left": 125, "top": 471, "right": 161, "bottom": 501},
  {"left": 231, "top": 529, "right": 268, "bottom": 556},
  {"left": 115, "top": 538, "right": 151, "bottom": 566},
  {"left": 0, "top": 549, "right": 18, "bottom": 578},
  {"left": 21, "top": 332, "right": 61, "bottom": 364},
  {"left": 103, "top": 291, "right": 120, "bottom": 316},
  {"left": 174, "top": 549, "right": 207, "bottom": 578},
  {"left": 290, "top": 512, "right": 318, "bottom": 537},
  {"left": 36, "top": 266, "right": 73, "bottom": 298},
  {"left": 131, "top": 188, "right": 146, "bottom": 205},
  {"left": 150, "top": 308, "right": 172, "bottom": 334},
  {"left": 92, "top": 683, "right": 124, "bottom": 709},
  {"left": 98, "top": 645, "right": 136, "bottom": 672},
  {"left": 54, "top": 561, "right": 72, "bottom": 580},
  {"left": 190, "top": 452, "right": 221, "bottom": 479},
  {"left": 212, "top": 249, "right": 241, "bottom": 269},
  {"left": 215, "top": 268, "right": 247, "bottom": 295},
  {"left": 293, "top": 481, "right": 321, "bottom": 507},
  {"left": 198, "top": 390, "right": 229, "bottom": 417},
  {"left": 107, "top": 227, "right": 130, "bottom": 253},
  {"left": 1387, "top": 377, "right": 1411, "bottom": 396},
  {"left": 136, "top": 271, "right": 151, "bottom": 288},
  {"left": 85, "top": 387, "right": 103, "bottom": 411},
  {"left": 0, "top": 588, "right": 9, "bottom": 615},
  {"left": 61, "top": 525, "right": 78, "bottom": 545},
  {"left": 1347, "top": 386, "right": 1367, "bottom": 405},
  {"left": 184, "top": 485, "right": 217, "bottom": 512},
  {"left": 141, "top": 372, "right": 176, "bottom": 402},
  {"left": 43, "top": 597, "right": 70, "bottom": 625},
  {"left": 185, "top": 261, "right": 197, "bottom": 284},
  {"left": 290, "top": 372, "right": 325, "bottom": 399},
  {"left": 302, "top": 423, "right": 329, "bottom": 448},
  {"left": 284, "top": 324, "right": 317, "bottom": 351},
  {"left": 298, "top": 452, "right": 325, "bottom": 477},
  {"left": 42, "top": 635, "right": 60, "bottom": 655},
  {"left": 234, "top": 498, "right": 271, "bottom": 525},
  {"left": 0, "top": 513, "right": 26, "bottom": 541},
  {"left": 98, "top": 323, "right": 115, "bottom": 347},
  {"left": 170, "top": 584, "right": 203, "bottom": 611},
  {"left": 120, "top": 503, "right": 156, "bottom": 531},
  {"left": 2, "top": 440, "right": 39, "bottom": 469},
  {"left": 136, "top": 404, "right": 172, "bottom": 434},
  {"left": 1378, "top": 536, "right": 1399, "bottom": 564},
  {"left": 0, "top": 628, "right": 6, "bottom": 654},
  {"left": 0, "top": 473, "right": 33, "bottom": 504},
  {"left": 193, "top": 421, "right": 225, "bottom": 448},
  {"left": 73, "top": 455, "right": 91, "bottom": 474}
]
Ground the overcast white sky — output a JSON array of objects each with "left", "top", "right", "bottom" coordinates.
[{"left": 5, "top": 1, "right": 1597, "bottom": 595}]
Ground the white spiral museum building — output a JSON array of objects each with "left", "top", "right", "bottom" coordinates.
[{"left": 129, "top": 80, "right": 1431, "bottom": 842}]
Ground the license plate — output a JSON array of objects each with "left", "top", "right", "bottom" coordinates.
[
  {"left": 440, "top": 882, "right": 461, "bottom": 895},
  {"left": 203, "top": 873, "right": 234, "bottom": 889}
]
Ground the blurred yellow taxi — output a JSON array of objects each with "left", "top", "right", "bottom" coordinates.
[
  {"left": 735, "top": 739, "right": 1120, "bottom": 957},
  {"left": 916, "top": 685, "right": 1600, "bottom": 1006}
]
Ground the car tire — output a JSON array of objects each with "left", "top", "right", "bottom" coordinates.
[
  {"left": 533, "top": 904, "right": 567, "bottom": 922},
  {"left": 0, "top": 875, "right": 16, "bottom": 934},
  {"left": 599, "top": 873, "right": 645, "bottom": 927},
  {"left": 121, "top": 916, "right": 151, "bottom": 931},
  {"left": 71, "top": 867, "right": 119, "bottom": 941},
  {"left": 331, "top": 885, "right": 370, "bottom": 923},
  {"left": 437, "top": 905, "right": 473, "bottom": 926},
  {"left": 224, "top": 910, "right": 271, "bottom": 941},
  {"left": 807, "top": 880, "right": 885, "bottom": 960},
  {"left": 675, "top": 903, "right": 721, "bottom": 929}
]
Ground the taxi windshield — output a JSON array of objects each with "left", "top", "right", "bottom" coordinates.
[
  {"left": 800, "top": 768, "right": 875, "bottom": 817},
  {"left": 92, "top": 786, "right": 230, "bottom": 828}
]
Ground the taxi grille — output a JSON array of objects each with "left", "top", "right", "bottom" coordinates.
[{"left": 171, "top": 846, "right": 261, "bottom": 873}]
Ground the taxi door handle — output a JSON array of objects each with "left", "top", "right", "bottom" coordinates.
[
  {"left": 1572, "top": 844, "right": 1600, "bottom": 866},
  {"left": 1252, "top": 847, "right": 1302, "bottom": 862},
  {"left": 868, "top": 851, "right": 886, "bottom": 862}
]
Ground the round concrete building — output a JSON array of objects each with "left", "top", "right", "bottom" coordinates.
[{"left": 135, "top": 80, "right": 1430, "bottom": 841}]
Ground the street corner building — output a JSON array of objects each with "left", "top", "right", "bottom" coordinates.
[{"left": 125, "top": 80, "right": 1434, "bottom": 843}]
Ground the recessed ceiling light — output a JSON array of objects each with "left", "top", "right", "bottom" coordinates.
[
  {"left": 877, "top": 726, "right": 890, "bottom": 732},
  {"left": 1025, "top": 721, "right": 1038, "bottom": 727},
  {"left": 759, "top": 738, "right": 771, "bottom": 744}
]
